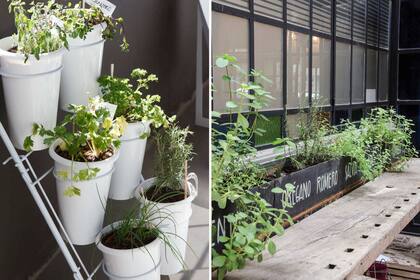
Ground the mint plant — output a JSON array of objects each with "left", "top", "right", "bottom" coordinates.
[
  {"left": 24, "top": 97, "right": 127, "bottom": 196},
  {"left": 98, "top": 68, "right": 174, "bottom": 134},
  {"left": 60, "top": 2, "right": 129, "bottom": 51},
  {"left": 7, "top": 0, "right": 68, "bottom": 61},
  {"left": 212, "top": 55, "right": 293, "bottom": 279}
]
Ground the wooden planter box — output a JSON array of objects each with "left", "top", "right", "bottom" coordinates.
[{"left": 212, "top": 156, "right": 362, "bottom": 252}]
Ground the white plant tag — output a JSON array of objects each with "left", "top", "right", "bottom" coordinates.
[
  {"left": 102, "top": 102, "right": 117, "bottom": 119},
  {"left": 85, "top": 0, "right": 116, "bottom": 16},
  {"left": 50, "top": 15, "right": 64, "bottom": 28}
]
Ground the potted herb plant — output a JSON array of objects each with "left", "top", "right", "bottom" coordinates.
[
  {"left": 58, "top": 2, "right": 129, "bottom": 111},
  {"left": 135, "top": 124, "right": 197, "bottom": 275},
  {"left": 97, "top": 203, "right": 185, "bottom": 280},
  {"left": 24, "top": 97, "right": 127, "bottom": 245},
  {"left": 98, "top": 68, "right": 174, "bottom": 200},
  {"left": 0, "top": 0, "right": 67, "bottom": 150}
]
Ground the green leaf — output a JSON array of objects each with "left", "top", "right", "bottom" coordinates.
[
  {"left": 64, "top": 186, "right": 81, "bottom": 197},
  {"left": 268, "top": 240, "right": 276, "bottom": 255},
  {"left": 212, "top": 255, "right": 226, "bottom": 267},
  {"left": 23, "top": 136, "right": 34, "bottom": 152},
  {"left": 215, "top": 57, "right": 229, "bottom": 68},
  {"left": 271, "top": 187, "right": 285, "bottom": 194},
  {"left": 225, "top": 101, "right": 237, "bottom": 109},
  {"left": 237, "top": 114, "right": 249, "bottom": 129}
]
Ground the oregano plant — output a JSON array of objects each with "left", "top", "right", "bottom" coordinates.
[
  {"left": 212, "top": 54, "right": 293, "bottom": 279},
  {"left": 7, "top": 0, "right": 68, "bottom": 61},
  {"left": 98, "top": 68, "right": 175, "bottom": 137},
  {"left": 24, "top": 97, "right": 127, "bottom": 196}
]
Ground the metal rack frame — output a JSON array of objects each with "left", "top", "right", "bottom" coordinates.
[{"left": 0, "top": 121, "right": 103, "bottom": 280}]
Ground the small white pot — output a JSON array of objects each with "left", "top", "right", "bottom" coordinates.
[
  {"left": 60, "top": 23, "right": 105, "bottom": 111},
  {"left": 0, "top": 36, "right": 63, "bottom": 151},
  {"left": 97, "top": 221, "right": 161, "bottom": 280},
  {"left": 109, "top": 121, "right": 150, "bottom": 200},
  {"left": 49, "top": 140, "right": 119, "bottom": 245},
  {"left": 135, "top": 173, "right": 198, "bottom": 275}
]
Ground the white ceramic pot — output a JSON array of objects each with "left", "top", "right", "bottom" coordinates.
[
  {"left": 0, "top": 36, "right": 63, "bottom": 151},
  {"left": 97, "top": 221, "right": 161, "bottom": 280},
  {"left": 49, "top": 140, "right": 119, "bottom": 245},
  {"left": 109, "top": 121, "right": 150, "bottom": 200},
  {"left": 135, "top": 173, "right": 198, "bottom": 275},
  {"left": 60, "top": 23, "right": 105, "bottom": 111}
]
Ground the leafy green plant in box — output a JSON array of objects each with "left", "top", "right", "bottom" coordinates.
[
  {"left": 98, "top": 68, "right": 174, "bottom": 135},
  {"left": 332, "top": 107, "right": 417, "bottom": 181},
  {"left": 275, "top": 103, "right": 337, "bottom": 173},
  {"left": 212, "top": 54, "right": 293, "bottom": 279}
]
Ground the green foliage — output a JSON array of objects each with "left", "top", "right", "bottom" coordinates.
[
  {"left": 6, "top": 0, "right": 128, "bottom": 63},
  {"left": 274, "top": 104, "right": 337, "bottom": 171},
  {"left": 24, "top": 97, "right": 127, "bottom": 196},
  {"left": 106, "top": 202, "right": 187, "bottom": 269},
  {"left": 154, "top": 124, "right": 194, "bottom": 192},
  {"left": 98, "top": 68, "right": 174, "bottom": 130},
  {"left": 7, "top": 0, "right": 68, "bottom": 61},
  {"left": 332, "top": 107, "right": 418, "bottom": 180},
  {"left": 212, "top": 54, "right": 293, "bottom": 279},
  {"left": 60, "top": 2, "right": 129, "bottom": 51}
]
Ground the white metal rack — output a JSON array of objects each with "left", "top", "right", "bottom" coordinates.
[{"left": 0, "top": 121, "right": 104, "bottom": 280}]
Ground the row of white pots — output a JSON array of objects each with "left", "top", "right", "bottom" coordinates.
[
  {"left": 51, "top": 136, "right": 198, "bottom": 276},
  {"left": 0, "top": 19, "right": 198, "bottom": 279},
  {"left": 0, "top": 23, "right": 105, "bottom": 150},
  {"left": 97, "top": 176, "right": 198, "bottom": 279}
]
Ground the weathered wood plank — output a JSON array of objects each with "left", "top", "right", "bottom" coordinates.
[{"left": 226, "top": 159, "right": 420, "bottom": 280}]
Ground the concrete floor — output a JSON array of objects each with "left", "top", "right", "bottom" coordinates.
[{"left": 35, "top": 125, "right": 209, "bottom": 280}]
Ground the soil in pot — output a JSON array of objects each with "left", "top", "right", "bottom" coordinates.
[
  {"left": 144, "top": 186, "right": 187, "bottom": 203},
  {"left": 8, "top": 46, "right": 17, "bottom": 53},
  {"left": 102, "top": 228, "right": 157, "bottom": 250},
  {"left": 55, "top": 145, "right": 113, "bottom": 162}
]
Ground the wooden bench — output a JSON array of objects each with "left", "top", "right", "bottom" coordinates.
[{"left": 226, "top": 159, "right": 420, "bottom": 280}]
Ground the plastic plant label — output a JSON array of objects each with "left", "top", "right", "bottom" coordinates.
[
  {"left": 103, "top": 102, "right": 117, "bottom": 119},
  {"left": 85, "top": 0, "right": 116, "bottom": 16},
  {"left": 50, "top": 15, "right": 64, "bottom": 28}
]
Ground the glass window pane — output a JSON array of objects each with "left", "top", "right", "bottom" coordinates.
[
  {"left": 367, "top": 0, "right": 379, "bottom": 46},
  {"left": 287, "top": 31, "right": 309, "bottom": 109},
  {"left": 336, "top": 0, "right": 351, "bottom": 39},
  {"left": 213, "top": 0, "right": 249, "bottom": 11},
  {"left": 398, "top": 53, "right": 420, "bottom": 100},
  {"left": 366, "top": 49, "right": 378, "bottom": 103},
  {"left": 335, "top": 42, "right": 351, "bottom": 105},
  {"left": 399, "top": 105, "right": 420, "bottom": 150},
  {"left": 352, "top": 45, "right": 365, "bottom": 104},
  {"left": 400, "top": 0, "right": 420, "bottom": 48},
  {"left": 286, "top": 113, "right": 308, "bottom": 139},
  {"left": 334, "top": 110, "right": 349, "bottom": 125},
  {"left": 379, "top": 0, "right": 391, "bottom": 49},
  {"left": 212, "top": 12, "right": 249, "bottom": 112},
  {"left": 312, "top": 36, "right": 331, "bottom": 106},
  {"left": 254, "top": 0, "right": 283, "bottom": 20},
  {"left": 255, "top": 22, "right": 283, "bottom": 110},
  {"left": 353, "top": 0, "right": 367, "bottom": 43},
  {"left": 254, "top": 115, "right": 282, "bottom": 147},
  {"left": 352, "top": 109, "right": 363, "bottom": 122},
  {"left": 287, "top": 0, "right": 310, "bottom": 27},
  {"left": 313, "top": 0, "right": 332, "bottom": 34},
  {"left": 378, "top": 51, "right": 389, "bottom": 101}
]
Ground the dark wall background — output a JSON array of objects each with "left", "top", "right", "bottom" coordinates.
[{"left": 0, "top": 1, "right": 198, "bottom": 279}]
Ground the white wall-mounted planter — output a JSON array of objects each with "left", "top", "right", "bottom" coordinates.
[
  {"left": 135, "top": 173, "right": 198, "bottom": 275},
  {"left": 109, "top": 121, "right": 150, "bottom": 200},
  {"left": 60, "top": 23, "right": 105, "bottom": 111},
  {"left": 0, "top": 36, "right": 63, "bottom": 151},
  {"left": 97, "top": 221, "right": 161, "bottom": 280},
  {"left": 49, "top": 140, "right": 119, "bottom": 245}
]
